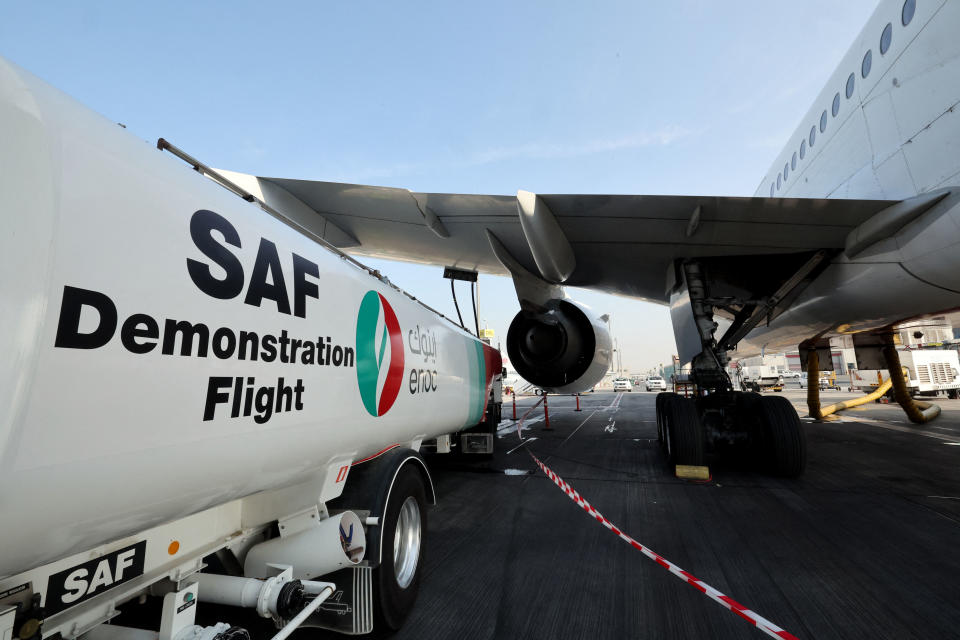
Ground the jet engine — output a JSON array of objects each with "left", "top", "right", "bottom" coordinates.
[{"left": 506, "top": 299, "right": 612, "bottom": 394}]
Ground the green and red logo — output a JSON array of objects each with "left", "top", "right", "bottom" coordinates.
[{"left": 356, "top": 290, "right": 405, "bottom": 416}]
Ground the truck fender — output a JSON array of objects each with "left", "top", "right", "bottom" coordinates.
[{"left": 329, "top": 448, "right": 435, "bottom": 566}]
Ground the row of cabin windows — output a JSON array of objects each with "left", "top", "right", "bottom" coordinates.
[{"left": 769, "top": 0, "right": 916, "bottom": 197}]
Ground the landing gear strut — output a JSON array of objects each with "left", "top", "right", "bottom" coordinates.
[{"left": 657, "top": 260, "right": 810, "bottom": 476}]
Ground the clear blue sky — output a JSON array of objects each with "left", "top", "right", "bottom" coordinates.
[{"left": 1, "top": 0, "right": 879, "bottom": 371}]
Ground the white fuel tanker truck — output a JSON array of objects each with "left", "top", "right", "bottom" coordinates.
[{"left": 0, "top": 58, "right": 506, "bottom": 639}]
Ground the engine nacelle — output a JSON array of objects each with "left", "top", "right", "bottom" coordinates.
[{"left": 506, "top": 299, "right": 612, "bottom": 394}]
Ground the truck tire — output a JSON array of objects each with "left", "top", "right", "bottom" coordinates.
[
  {"left": 662, "top": 395, "right": 704, "bottom": 466},
  {"left": 375, "top": 465, "right": 428, "bottom": 631},
  {"left": 757, "top": 396, "right": 806, "bottom": 477}
]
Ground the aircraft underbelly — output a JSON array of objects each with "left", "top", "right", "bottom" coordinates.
[{"left": 737, "top": 260, "right": 958, "bottom": 357}]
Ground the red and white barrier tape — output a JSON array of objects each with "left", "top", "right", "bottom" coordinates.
[
  {"left": 515, "top": 396, "right": 545, "bottom": 440},
  {"left": 529, "top": 452, "right": 800, "bottom": 640}
]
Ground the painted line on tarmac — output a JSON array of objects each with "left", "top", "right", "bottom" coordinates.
[
  {"left": 497, "top": 416, "right": 543, "bottom": 437},
  {"left": 507, "top": 437, "right": 538, "bottom": 454},
  {"left": 605, "top": 392, "right": 624, "bottom": 412},
  {"left": 559, "top": 409, "right": 600, "bottom": 447},
  {"left": 552, "top": 393, "right": 623, "bottom": 448}
]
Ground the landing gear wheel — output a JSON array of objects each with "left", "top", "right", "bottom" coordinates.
[
  {"left": 656, "top": 393, "right": 664, "bottom": 451},
  {"left": 661, "top": 394, "right": 704, "bottom": 466},
  {"left": 948, "top": 389, "right": 959, "bottom": 400},
  {"left": 655, "top": 392, "right": 677, "bottom": 454},
  {"left": 374, "top": 465, "right": 427, "bottom": 631},
  {"left": 757, "top": 395, "right": 806, "bottom": 477}
]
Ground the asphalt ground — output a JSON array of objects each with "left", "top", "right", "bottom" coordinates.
[
  {"left": 400, "top": 389, "right": 960, "bottom": 640},
  {"left": 192, "top": 388, "right": 960, "bottom": 639}
]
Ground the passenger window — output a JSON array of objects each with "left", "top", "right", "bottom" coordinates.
[
  {"left": 846, "top": 73, "right": 855, "bottom": 99},
  {"left": 800, "top": 139, "right": 807, "bottom": 159},
  {"left": 880, "top": 23, "right": 892, "bottom": 54},
  {"left": 770, "top": 183, "right": 775, "bottom": 197},
  {"left": 777, "top": 174, "right": 782, "bottom": 189},
  {"left": 832, "top": 92, "right": 840, "bottom": 117},
  {"left": 862, "top": 50, "right": 872, "bottom": 78},
  {"left": 902, "top": 0, "right": 915, "bottom": 27},
  {"left": 820, "top": 110, "right": 827, "bottom": 133},
  {"left": 791, "top": 152, "right": 797, "bottom": 170},
  {"left": 809, "top": 126, "right": 816, "bottom": 146},
  {"left": 784, "top": 163, "right": 789, "bottom": 181}
]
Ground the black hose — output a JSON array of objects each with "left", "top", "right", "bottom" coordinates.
[
  {"left": 451, "top": 279, "right": 465, "bottom": 329},
  {"left": 471, "top": 281, "right": 480, "bottom": 337}
]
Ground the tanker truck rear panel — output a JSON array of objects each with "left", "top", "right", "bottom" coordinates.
[{"left": 0, "top": 56, "right": 501, "bottom": 637}]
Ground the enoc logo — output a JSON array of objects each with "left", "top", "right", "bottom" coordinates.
[{"left": 356, "top": 291, "right": 405, "bottom": 416}]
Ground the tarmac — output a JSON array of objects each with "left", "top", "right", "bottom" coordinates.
[
  {"left": 199, "top": 387, "right": 960, "bottom": 639},
  {"left": 401, "top": 387, "right": 960, "bottom": 640}
]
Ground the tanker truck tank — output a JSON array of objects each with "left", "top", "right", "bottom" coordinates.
[{"left": 0, "top": 55, "right": 501, "bottom": 638}]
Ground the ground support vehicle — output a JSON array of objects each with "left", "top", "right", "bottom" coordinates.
[
  {"left": 646, "top": 376, "right": 667, "bottom": 392},
  {"left": 738, "top": 365, "right": 784, "bottom": 393},
  {"left": 0, "top": 58, "right": 502, "bottom": 640},
  {"left": 817, "top": 371, "right": 842, "bottom": 391},
  {"left": 613, "top": 378, "right": 633, "bottom": 392},
  {"left": 852, "top": 349, "right": 960, "bottom": 398},
  {"left": 796, "top": 371, "right": 840, "bottom": 391}
]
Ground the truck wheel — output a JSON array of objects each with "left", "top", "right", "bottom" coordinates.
[
  {"left": 757, "top": 396, "right": 806, "bottom": 477},
  {"left": 662, "top": 395, "right": 704, "bottom": 466},
  {"left": 375, "top": 465, "right": 427, "bottom": 631}
]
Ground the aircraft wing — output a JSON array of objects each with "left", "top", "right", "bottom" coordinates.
[{"left": 240, "top": 174, "right": 902, "bottom": 305}]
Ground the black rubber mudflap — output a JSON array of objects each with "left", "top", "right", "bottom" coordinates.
[{"left": 301, "top": 565, "right": 374, "bottom": 635}]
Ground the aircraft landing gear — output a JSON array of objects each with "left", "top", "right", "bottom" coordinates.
[
  {"left": 755, "top": 395, "right": 807, "bottom": 476},
  {"left": 656, "top": 391, "right": 806, "bottom": 477},
  {"left": 658, "top": 259, "right": 812, "bottom": 476},
  {"left": 657, "top": 393, "right": 704, "bottom": 466}
]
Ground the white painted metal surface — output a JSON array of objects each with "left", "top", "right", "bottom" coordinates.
[
  {"left": 0, "top": 57, "right": 500, "bottom": 578},
  {"left": 515, "top": 190, "right": 576, "bottom": 284},
  {"left": 244, "top": 512, "right": 365, "bottom": 580},
  {"left": 853, "top": 349, "right": 960, "bottom": 393},
  {"left": 757, "top": 0, "right": 954, "bottom": 200},
  {"left": 739, "top": 0, "right": 960, "bottom": 356}
]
